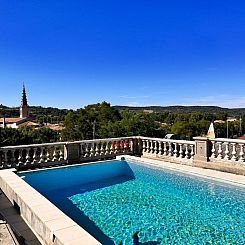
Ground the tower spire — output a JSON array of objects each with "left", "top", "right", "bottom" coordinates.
[
  {"left": 21, "top": 84, "right": 28, "bottom": 106},
  {"left": 20, "top": 84, "right": 29, "bottom": 118}
]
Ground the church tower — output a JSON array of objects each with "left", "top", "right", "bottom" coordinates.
[{"left": 20, "top": 85, "right": 29, "bottom": 118}]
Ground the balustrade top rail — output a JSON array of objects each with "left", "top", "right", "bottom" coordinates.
[
  {"left": 210, "top": 138, "right": 245, "bottom": 144},
  {"left": 139, "top": 136, "right": 195, "bottom": 145}
]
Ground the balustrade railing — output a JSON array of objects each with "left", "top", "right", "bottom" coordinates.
[
  {"left": 2, "top": 135, "right": 245, "bottom": 171},
  {"left": 0, "top": 142, "right": 66, "bottom": 169},
  {"left": 140, "top": 137, "right": 195, "bottom": 160},
  {"left": 210, "top": 138, "right": 245, "bottom": 162},
  {"left": 77, "top": 137, "right": 134, "bottom": 161},
  {"left": 0, "top": 137, "right": 136, "bottom": 170}
]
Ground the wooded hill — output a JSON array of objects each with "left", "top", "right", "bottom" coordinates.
[
  {"left": 114, "top": 105, "right": 245, "bottom": 117},
  {"left": 0, "top": 105, "right": 70, "bottom": 123},
  {"left": 1, "top": 104, "right": 245, "bottom": 118}
]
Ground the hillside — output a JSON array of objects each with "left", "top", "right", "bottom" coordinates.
[
  {"left": 0, "top": 105, "right": 70, "bottom": 122},
  {"left": 1, "top": 104, "right": 245, "bottom": 119},
  {"left": 114, "top": 105, "right": 245, "bottom": 116}
]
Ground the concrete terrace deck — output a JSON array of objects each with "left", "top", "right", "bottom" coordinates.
[{"left": 0, "top": 189, "right": 41, "bottom": 245}]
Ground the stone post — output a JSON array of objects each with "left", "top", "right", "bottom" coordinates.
[
  {"left": 193, "top": 137, "right": 211, "bottom": 167},
  {"left": 133, "top": 138, "right": 143, "bottom": 156},
  {"left": 64, "top": 143, "right": 80, "bottom": 164}
]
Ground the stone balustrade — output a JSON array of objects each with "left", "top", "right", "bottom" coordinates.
[
  {"left": 140, "top": 137, "right": 195, "bottom": 164},
  {"left": 209, "top": 138, "right": 245, "bottom": 162},
  {"left": 0, "top": 142, "right": 66, "bottom": 169},
  {"left": 1, "top": 136, "right": 245, "bottom": 175},
  {"left": 0, "top": 137, "right": 137, "bottom": 170}
]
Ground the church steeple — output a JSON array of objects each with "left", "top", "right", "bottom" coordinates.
[{"left": 20, "top": 85, "right": 29, "bottom": 118}]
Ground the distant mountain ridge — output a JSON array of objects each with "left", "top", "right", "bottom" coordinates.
[
  {"left": 114, "top": 105, "right": 245, "bottom": 116},
  {"left": 1, "top": 104, "right": 245, "bottom": 118}
]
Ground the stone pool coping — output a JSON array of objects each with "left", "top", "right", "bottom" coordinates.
[
  {"left": 0, "top": 168, "right": 101, "bottom": 245},
  {"left": 120, "top": 155, "right": 245, "bottom": 189}
]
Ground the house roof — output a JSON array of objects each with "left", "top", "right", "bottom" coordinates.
[
  {"left": 0, "top": 117, "right": 27, "bottom": 124},
  {"left": 18, "top": 121, "right": 40, "bottom": 127},
  {"left": 42, "top": 123, "right": 65, "bottom": 131}
]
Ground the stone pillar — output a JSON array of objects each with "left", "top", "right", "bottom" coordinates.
[
  {"left": 133, "top": 138, "right": 143, "bottom": 156},
  {"left": 64, "top": 143, "right": 80, "bottom": 164},
  {"left": 193, "top": 137, "right": 211, "bottom": 167}
]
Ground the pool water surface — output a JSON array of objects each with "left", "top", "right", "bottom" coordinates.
[{"left": 18, "top": 160, "right": 245, "bottom": 244}]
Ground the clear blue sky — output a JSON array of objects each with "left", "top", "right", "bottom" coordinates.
[{"left": 1, "top": 1, "right": 245, "bottom": 109}]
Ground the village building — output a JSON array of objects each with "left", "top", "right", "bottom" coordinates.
[{"left": 0, "top": 86, "right": 39, "bottom": 129}]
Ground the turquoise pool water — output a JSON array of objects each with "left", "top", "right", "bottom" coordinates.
[{"left": 18, "top": 160, "right": 245, "bottom": 244}]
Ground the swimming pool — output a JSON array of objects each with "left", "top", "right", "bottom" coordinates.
[{"left": 18, "top": 159, "right": 245, "bottom": 244}]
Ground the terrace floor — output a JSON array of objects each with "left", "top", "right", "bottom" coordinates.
[{"left": 0, "top": 189, "right": 41, "bottom": 245}]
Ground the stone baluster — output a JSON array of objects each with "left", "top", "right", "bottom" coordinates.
[
  {"left": 119, "top": 140, "right": 122, "bottom": 153},
  {"left": 120, "top": 141, "right": 124, "bottom": 153},
  {"left": 114, "top": 141, "right": 118, "bottom": 154},
  {"left": 185, "top": 144, "right": 189, "bottom": 159},
  {"left": 59, "top": 146, "right": 64, "bottom": 161},
  {"left": 231, "top": 143, "right": 237, "bottom": 161},
  {"left": 121, "top": 140, "right": 125, "bottom": 153},
  {"left": 168, "top": 142, "right": 173, "bottom": 156},
  {"left": 85, "top": 143, "right": 90, "bottom": 157},
  {"left": 118, "top": 140, "right": 122, "bottom": 153},
  {"left": 142, "top": 140, "right": 146, "bottom": 152},
  {"left": 129, "top": 139, "right": 133, "bottom": 152},
  {"left": 190, "top": 144, "right": 195, "bottom": 159},
  {"left": 95, "top": 142, "right": 100, "bottom": 156},
  {"left": 85, "top": 144, "right": 90, "bottom": 157},
  {"left": 146, "top": 140, "right": 150, "bottom": 153},
  {"left": 100, "top": 141, "right": 104, "bottom": 155},
  {"left": 150, "top": 140, "right": 154, "bottom": 154},
  {"left": 100, "top": 142, "right": 105, "bottom": 156},
  {"left": 210, "top": 141, "right": 216, "bottom": 159},
  {"left": 125, "top": 140, "right": 129, "bottom": 153},
  {"left": 105, "top": 141, "right": 110, "bottom": 154},
  {"left": 163, "top": 142, "right": 167, "bottom": 156},
  {"left": 10, "top": 150, "right": 16, "bottom": 167},
  {"left": 122, "top": 140, "right": 127, "bottom": 153},
  {"left": 109, "top": 142, "right": 113, "bottom": 155},
  {"left": 46, "top": 147, "right": 52, "bottom": 162},
  {"left": 33, "top": 148, "right": 38, "bottom": 163},
  {"left": 52, "top": 147, "right": 58, "bottom": 161},
  {"left": 25, "top": 148, "right": 31, "bottom": 164},
  {"left": 90, "top": 143, "right": 95, "bottom": 157},
  {"left": 158, "top": 141, "right": 162, "bottom": 155},
  {"left": 154, "top": 141, "right": 158, "bottom": 155},
  {"left": 223, "top": 143, "right": 230, "bottom": 160},
  {"left": 217, "top": 142, "right": 223, "bottom": 159},
  {"left": 18, "top": 149, "right": 23, "bottom": 166},
  {"left": 179, "top": 143, "right": 184, "bottom": 158},
  {"left": 238, "top": 143, "right": 245, "bottom": 162},
  {"left": 39, "top": 148, "right": 45, "bottom": 163},
  {"left": 105, "top": 142, "right": 109, "bottom": 155},
  {"left": 173, "top": 143, "right": 178, "bottom": 158}
]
